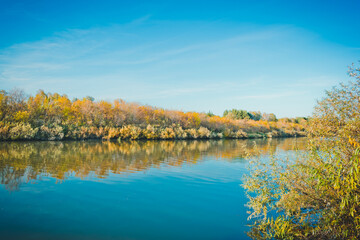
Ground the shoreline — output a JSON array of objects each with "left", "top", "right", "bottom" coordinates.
[{"left": 0, "top": 134, "right": 307, "bottom": 142}]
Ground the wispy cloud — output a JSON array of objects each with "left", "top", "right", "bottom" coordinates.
[
  {"left": 133, "top": 81, "right": 257, "bottom": 100},
  {"left": 129, "top": 15, "right": 152, "bottom": 25},
  {"left": 0, "top": 20, "right": 353, "bottom": 117},
  {"left": 230, "top": 90, "right": 308, "bottom": 100},
  {"left": 285, "top": 76, "right": 341, "bottom": 88}
]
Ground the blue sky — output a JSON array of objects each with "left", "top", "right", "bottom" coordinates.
[{"left": 0, "top": 0, "right": 359, "bottom": 117}]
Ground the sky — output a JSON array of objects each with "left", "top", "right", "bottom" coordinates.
[{"left": 0, "top": 0, "right": 359, "bottom": 118}]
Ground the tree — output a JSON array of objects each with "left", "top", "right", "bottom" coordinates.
[
  {"left": 85, "top": 96, "right": 95, "bottom": 102},
  {"left": 261, "top": 112, "right": 277, "bottom": 122},
  {"left": 206, "top": 111, "right": 215, "bottom": 117},
  {"left": 244, "top": 63, "right": 360, "bottom": 239},
  {"left": 249, "top": 111, "right": 262, "bottom": 121},
  {"left": 223, "top": 109, "right": 251, "bottom": 120}
]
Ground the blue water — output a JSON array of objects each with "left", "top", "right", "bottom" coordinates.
[{"left": 0, "top": 139, "right": 305, "bottom": 239}]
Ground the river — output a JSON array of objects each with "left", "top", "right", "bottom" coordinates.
[{"left": 0, "top": 138, "right": 306, "bottom": 240}]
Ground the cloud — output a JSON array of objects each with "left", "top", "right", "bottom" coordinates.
[
  {"left": 0, "top": 23, "right": 306, "bottom": 85},
  {"left": 0, "top": 19, "right": 353, "bottom": 118},
  {"left": 230, "top": 91, "right": 308, "bottom": 100},
  {"left": 285, "top": 76, "right": 341, "bottom": 88},
  {"left": 132, "top": 81, "right": 257, "bottom": 100}
]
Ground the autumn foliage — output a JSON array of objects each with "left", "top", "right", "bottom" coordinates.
[
  {"left": 244, "top": 64, "right": 360, "bottom": 239},
  {"left": 0, "top": 89, "right": 307, "bottom": 141}
]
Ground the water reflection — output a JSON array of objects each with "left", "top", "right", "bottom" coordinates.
[{"left": 0, "top": 138, "right": 306, "bottom": 191}]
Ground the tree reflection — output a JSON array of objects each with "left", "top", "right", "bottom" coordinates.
[{"left": 0, "top": 138, "right": 306, "bottom": 191}]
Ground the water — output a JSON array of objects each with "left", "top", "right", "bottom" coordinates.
[{"left": 0, "top": 138, "right": 306, "bottom": 240}]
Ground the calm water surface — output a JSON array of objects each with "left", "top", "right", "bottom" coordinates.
[{"left": 0, "top": 138, "right": 306, "bottom": 240}]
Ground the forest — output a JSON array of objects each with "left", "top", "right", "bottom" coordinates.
[{"left": 0, "top": 89, "right": 307, "bottom": 141}]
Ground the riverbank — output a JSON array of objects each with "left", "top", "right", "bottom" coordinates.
[
  {"left": 0, "top": 123, "right": 306, "bottom": 141},
  {"left": 0, "top": 90, "right": 307, "bottom": 141}
]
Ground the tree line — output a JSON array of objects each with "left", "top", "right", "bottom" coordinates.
[{"left": 0, "top": 89, "right": 307, "bottom": 141}]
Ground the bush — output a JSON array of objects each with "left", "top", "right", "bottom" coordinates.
[
  {"left": 244, "top": 63, "right": 360, "bottom": 239},
  {"left": 39, "top": 124, "right": 64, "bottom": 140},
  {"left": 143, "top": 124, "right": 159, "bottom": 139},
  {"left": 174, "top": 125, "right": 187, "bottom": 139},
  {"left": 198, "top": 127, "right": 211, "bottom": 138},
  {"left": 160, "top": 127, "right": 176, "bottom": 139},
  {"left": 186, "top": 128, "right": 199, "bottom": 139},
  {"left": 119, "top": 125, "right": 142, "bottom": 140},
  {"left": 9, "top": 123, "right": 38, "bottom": 140},
  {"left": 0, "top": 124, "right": 10, "bottom": 140}
]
